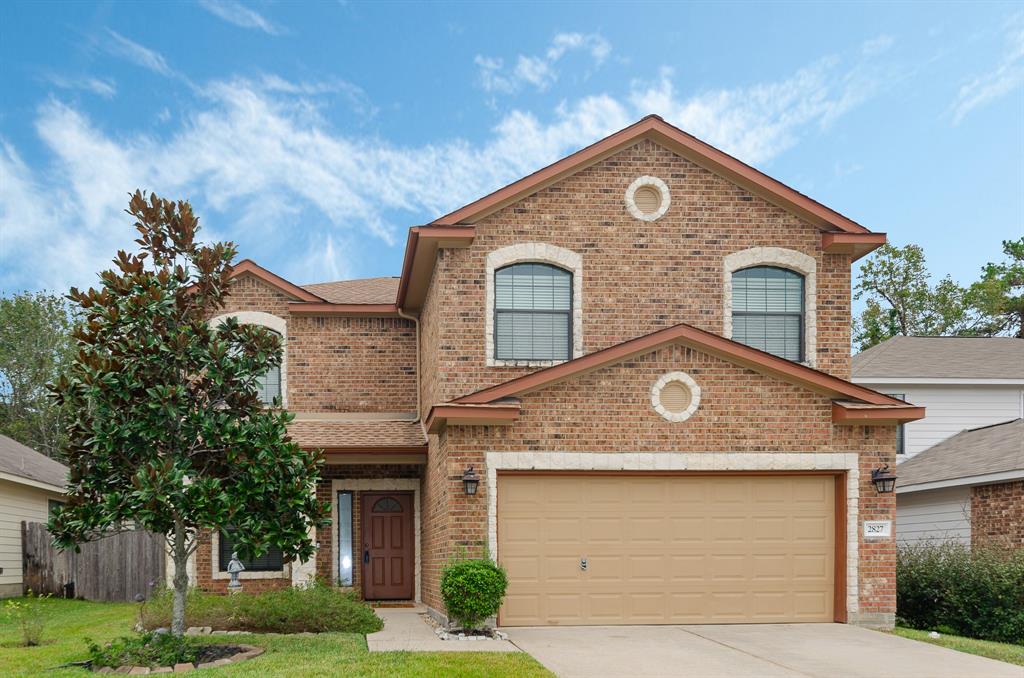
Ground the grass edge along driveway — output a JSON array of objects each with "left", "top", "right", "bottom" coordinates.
[
  {"left": 0, "top": 598, "right": 551, "bottom": 677},
  {"left": 887, "top": 627, "right": 1024, "bottom": 667}
]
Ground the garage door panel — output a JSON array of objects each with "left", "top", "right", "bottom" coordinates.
[{"left": 497, "top": 474, "right": 835, "bottom": 626}]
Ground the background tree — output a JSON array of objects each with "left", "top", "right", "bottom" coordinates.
[
  {"left": 968, "top": 237, "right": 1024, "bottom": 338},
  {"left": 48, "top": 191, "right": 328, "bottom": 635},
  {"left": 853, "top": 243, "right": 979, "bottom": 350},
  {"left": 0, "top": 292, "right": 78, "bottom": 459}
]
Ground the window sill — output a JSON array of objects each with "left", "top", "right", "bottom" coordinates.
[
  {"left": 213, "top": 566, "right": 290, "bottom": 580},
  {"left": 487, "top": 358, "right": 569, "bottom": 368}
]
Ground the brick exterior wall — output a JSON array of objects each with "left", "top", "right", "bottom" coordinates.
[
  {"left": 971, "top": 480, "right": 1024, "bottom": 549},
  {"left": 217, "top": 273, "right": 417, "bottom": 413},
  {"left": 418, "top": 139, "right": 853, "bottom": 416}
]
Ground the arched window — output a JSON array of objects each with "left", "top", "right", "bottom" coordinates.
[
  {"left": 256, "top": 330, "right": 282, "bottom": 407},
  {"left": 494, "top": 263, "right": 572, "bottom": 361},
  {"left": 731, "top": 266, "right": 805, "bottom": 362}
]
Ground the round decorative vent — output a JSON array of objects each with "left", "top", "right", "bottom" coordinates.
[
  {"left": 625, "top": 176, "right": 670, "bottom": 221},
  {"left": 651, "top": 371, "right": 701, "bottom": 422}
]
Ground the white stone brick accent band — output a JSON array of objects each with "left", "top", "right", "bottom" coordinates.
[
  {"left": 210, "top": 311, "right": 289, "bottom": 407},
  {"left": 722, "top": 247, "right": 817, "bottom": 367},
  {"left": 624, "top": 175, "right": 671, "bottom": 221},
  {"left": 650, "top": 371, "right": 701, "bottom": 422},
  {"left": 485, "top": 243, "right": 584, "bottom": 367},
  {"left": 484, "top": 451, "right": 860, "bottom": 616}
]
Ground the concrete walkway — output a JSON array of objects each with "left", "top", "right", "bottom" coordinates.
[
  {"left": 366, "top": 606, "right": 520, "bottom": 653},
  {"left": 507, "top": 623, "right": 1023, "bottom": 678}
]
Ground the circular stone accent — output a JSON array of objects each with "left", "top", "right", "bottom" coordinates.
[
  {"left": 650, "top": 371, "right": 701, "bottom": 422},
  {"left": 625, "top": 176, "right": 671, "bottom": 221}
]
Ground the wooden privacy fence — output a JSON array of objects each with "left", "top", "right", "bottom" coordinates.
[{"left": 22, "top": 522, "right": 166, "bottom": 602}]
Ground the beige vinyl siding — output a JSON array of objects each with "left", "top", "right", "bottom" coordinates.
[
  {"left": 856, "top": 384, "right": 1024, "bottom": 459},
  {"left": 0, "top": 478, "right": 63, "bottom": 596},
  {"left": 896, "top": 486, "right": 971, "bottom": 545}
]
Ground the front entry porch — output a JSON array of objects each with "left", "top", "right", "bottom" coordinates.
[{"left": 315, "top": 464, "right": 423, "bottom": 603}]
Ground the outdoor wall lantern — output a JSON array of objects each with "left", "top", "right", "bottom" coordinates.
[
  {"left": 462, "top": 466, "right": 480, "bottom": 496},
  {"left": 871, "top": 465, "right": 897, "bottom": 493}
]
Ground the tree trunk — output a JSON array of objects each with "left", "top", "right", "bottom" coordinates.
[{"left": 171, "top": 518, "right": 189, "bottom": 636}]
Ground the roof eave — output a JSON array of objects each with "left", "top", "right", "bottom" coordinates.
[
  {"left": 396, "top": 225, "right": 475, "bottom": 311},
  {"left": 288, "top": 302, "right": 402, "bottom": 317},
  {"left": 822, "top": 232, "right": 888, "bottom": 261},
  {"left": 425, "top": 403, "right": 521, "bottom": 434},
  {"left": 831, "top": 402, "right": 926, "bottom": 425}
]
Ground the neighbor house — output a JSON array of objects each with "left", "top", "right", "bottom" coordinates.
[
  {"left": 852, "top": 336, "right": 1024, "bottom": 459},
  {"left": 185, "top": 115, "right": 924, "bottom": 629},
  {"left": 891, "top": 418, "right": 1023, "bottom": 548},
  {"left": 0, "top": 435, "right": 67, "bottom": 597},
  {"left": 852, "top": 337, "right": 1024, "bottom": 547}
]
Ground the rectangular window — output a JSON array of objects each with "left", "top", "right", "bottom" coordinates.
[
  {"left": 257, "top": 364, "right": 281, "bottom": 406},
  {"left": 887, "top": 393, "right": 907, "bottom": 455},
  {"left": 337, "top": 491, "right": 353, "bottom": 586},
  {"left": 219, "top": 527, "right": 284, "bottom": 572},
  {"left": 48, "top": 499, "right": 64, "bottom": 516}
]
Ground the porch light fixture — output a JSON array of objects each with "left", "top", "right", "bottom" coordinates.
[
  {"left": 871, "top": 465, "right": 897, "bottom": 493},
  {"left": 462, "top": 466, "right": 480, "bottom": 496}
]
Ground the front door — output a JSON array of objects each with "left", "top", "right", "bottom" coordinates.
[{"left": 361, "top": 492, "right": 414, "bottom": 600}]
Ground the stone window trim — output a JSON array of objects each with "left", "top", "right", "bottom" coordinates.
[
  {"left": 722, "top": 247, "right": 817, "bottom": 368},
  {"left": 485, "top": 243, "right": 584, "bottom": 367},
  {"left": 211, "top": 530, "right": 290, "bottom": 580},
  {"left": 329, "top": 478, "right": 422, "bottom": 602},
  {"left": 485, "top": 451, "right": 861, "bottom": 618},
  {"left": 624, "top": 175, "right": 671, "bottom": 221},
  {"left": 651, "top": 371, "right": 701, "bottom": 422},
  {"left": 209, "top": 311, "right": 288, "bottom": 408}
]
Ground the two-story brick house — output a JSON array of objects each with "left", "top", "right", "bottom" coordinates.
[{"left": 186, "top": 116, "right": 923, "bottom": 629}]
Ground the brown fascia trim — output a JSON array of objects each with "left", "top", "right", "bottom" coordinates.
[
  {"left": 425, "top": 403, "right": 521, "bottom": 434},
  {"left": 229, "top": 259, "right": 325, "bottom": 302},
  {"left": 288, "top": 302, "right": 401, "bottom": 317},
  {"left": 822, "top": 233, "right": 888, "bottom": 261},
  {"left": 831, "top": 402, "right": 926, "bottom": 425},
  {"left": 315, "top": 446, "right": 428, "bottom": 454},
  {"left": 431, "top": 115, "right": 872, "bottom": 235},
  {"left": 396, "top": 225, "right": 475, "bottom": 310},
  {"left": 454, "top": 322, "right": 907, "bottom": 408}
]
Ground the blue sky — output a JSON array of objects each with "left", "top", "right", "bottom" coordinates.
[{"left": 1, "top": 1, "right": 1021, "bottom": 298}]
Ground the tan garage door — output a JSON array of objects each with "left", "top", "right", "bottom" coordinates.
[{"left": 497, "top": 474, "right": 835, "bottom": 626}]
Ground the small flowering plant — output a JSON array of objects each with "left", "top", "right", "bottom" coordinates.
[{"left": 3, "top": 589, "right": 52, "bottom": 646}]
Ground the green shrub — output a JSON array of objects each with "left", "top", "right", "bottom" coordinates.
[
  {"left": 441, "top": 558, "right": 508, "bottom": 630},
  {"left": 897, "top": 542, "right": 1024, "bottom": 644},
  {"left": 141, "top": 580, "right": 382, "bottom": 634},
  {"left": 87, "top": 632, "right": 197, "bottom": 669},
  {"left": 3, "top": 590, "right": 52, "bottom": 646}
]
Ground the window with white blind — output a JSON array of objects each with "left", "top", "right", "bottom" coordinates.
[
  {"left": 494, "top": 263, "right": 572, "bottom": 361},
  {"left": 731, "top": 266, "right": 805, "bottom": 362},
  {"left": 256, "top": 330, "right": 282, "bottom": 406}
]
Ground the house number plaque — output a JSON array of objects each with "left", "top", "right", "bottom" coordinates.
[{"left": 863, "top": 520, "right": 892, "bottom": 538}]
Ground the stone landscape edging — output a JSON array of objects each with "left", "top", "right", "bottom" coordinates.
[{"left": 92, "top": 644, "right": 264, "bottom": 674}]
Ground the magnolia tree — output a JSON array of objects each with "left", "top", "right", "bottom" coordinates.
[{"left": 48, "top": 192, "right": 329, "bottom": 635}]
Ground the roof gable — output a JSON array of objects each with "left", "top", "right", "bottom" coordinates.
[
  {"left": 0, "top": 435, "right": 67, "bottom": 491},
  {"left": 433, "top": 115, "right": 871, "bottom": 234},
  {"left": 230, "top": 260, "right": 324, "bottom": 302},
  {"left": 454, "top": 322, "right": 908, "bottom": 407}
]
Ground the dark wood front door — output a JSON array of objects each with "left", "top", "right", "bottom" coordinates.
[{"left": 361, "top": 492, "right": 414, "bottom": 600}]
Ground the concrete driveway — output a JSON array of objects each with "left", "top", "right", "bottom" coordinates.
[{"left": 506, "top": 624, "right": 1022, "bottom": 678}]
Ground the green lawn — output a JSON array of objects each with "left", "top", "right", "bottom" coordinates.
[
  {"left": 890, "top": 627, "right": 1024, "bottom": 667},
  {"left": 0, "top": 598, "right": 552, "bottom": 677}
]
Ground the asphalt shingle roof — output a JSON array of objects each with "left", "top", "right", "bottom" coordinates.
[
  {"left": 301, "top": 277, "right": 399, "bottom": 305},
  {"left": 897, "top": 418, "right": 1024, "bottom": 488},
  {"left": 288, "top": 418, "right": 426, "bottom": 449},
  {"left": 852, "top": 336, "right": 1024, "bottom": 380},
  {"left": 0, "top": 434, "right": 68, "bottom": 490}
]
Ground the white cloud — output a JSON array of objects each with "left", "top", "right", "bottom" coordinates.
[
  {"left": 952, "top": 13, "right": 1024, "bottom": 124},
  {"left": 861, "top": 34, "right": 895, "bottom": 57},
  {"left": 45, "top": 74, "right": 117, "bottom": 98},
  {"left": 198, "top": 0, "right": 282, "bottom": 35},
  {"left": 103, "top": 30, "right": 176, "bottom": 77},
  {"left": 477, "top": 32, "right": 612, "bottom": 94},
  {"left": 2, "top": 44, "right": 884, "bottom": 292}
]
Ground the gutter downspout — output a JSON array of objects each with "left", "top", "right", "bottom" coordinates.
[{"left": 396, "top": 306, "right": 421, "bottom": 424}]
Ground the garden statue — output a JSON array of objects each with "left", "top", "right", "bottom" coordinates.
[{"left": 227, "top": 552, "right": 245, "bottom": 592}]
